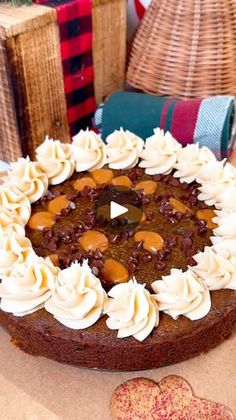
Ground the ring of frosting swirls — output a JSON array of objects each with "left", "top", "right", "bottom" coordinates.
[
  {"left": 45, "top": 260, "right": 107, "bottom": 329},
  {"left": 71, "top": 129, "right": 106, "bottom": 172},
  {"left": 36, "top": 137, "right": 75, "bottom": 185},
  {"left": 0, "top": 255, "right": 59, "bottom": 316},
  {"left": 0, "top": 128, "right": 235, "bottom": 341},
  {"left": 4, "top": 157, "right": 48, "bottom": 203},
  {"left": 105, "top": 279, "right": 159, "bottom": 341}
]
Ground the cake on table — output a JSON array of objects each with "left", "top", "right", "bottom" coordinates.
[{"left": 0, "top": 128, "right": 235, "bottom": 371}]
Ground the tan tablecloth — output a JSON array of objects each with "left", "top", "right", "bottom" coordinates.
[{"left": 0, "top": 327, "right": 235, "bottom": 420}]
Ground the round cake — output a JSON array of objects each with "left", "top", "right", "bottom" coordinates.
[{"left": 0, "top": 128, "right": 235, "bottom": 371}]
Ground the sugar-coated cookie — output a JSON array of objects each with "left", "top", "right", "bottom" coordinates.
[{"left": 110, "top": 375, "right": 234, "bottom": 419}]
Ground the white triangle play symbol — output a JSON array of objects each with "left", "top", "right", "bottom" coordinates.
[{"left": 110, "top": 201, "right": 128, "bottom": 219}]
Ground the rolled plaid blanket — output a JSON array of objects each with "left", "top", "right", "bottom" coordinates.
[{"left": 94, "top": 92, "right": 236, "bottom": 158}]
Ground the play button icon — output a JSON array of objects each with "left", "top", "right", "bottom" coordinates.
[
  {"left": 110, "top": 201, "right": 128, "bottom": 219},
  {"left": 95, "top": 185, "right": 143, "bottom": 233}
]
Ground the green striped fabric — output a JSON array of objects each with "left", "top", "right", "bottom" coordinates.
[{"left": 11, "top": 0, "right": 32, "bottom": 5}]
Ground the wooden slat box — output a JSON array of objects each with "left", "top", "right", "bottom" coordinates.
[
  {"left": 0, "top": 1, "right": 126, "bottom": 162},
  {"left": 92, "top": 0, "right": 126, "bottom": 104},
  {"left": 0, "top": 4, "right": 70, "bottom": 161}
]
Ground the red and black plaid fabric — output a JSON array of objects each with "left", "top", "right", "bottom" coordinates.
[{"left": 34, "top": 0, "right": 96, "bottom": 136}]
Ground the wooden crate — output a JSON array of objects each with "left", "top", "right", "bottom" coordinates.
[
  {"left": 0, "top": 0, "right": 126, "bottom": 162},
  {"left": 0, "top": 3, "right": 70, "bottom": 161},
  {"left": 92, "top": 0, "right": 126, "bottom": 104}
]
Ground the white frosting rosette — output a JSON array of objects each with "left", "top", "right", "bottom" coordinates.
[
  {"left": 211, "top": 236, "right": 236, "bottom": 256},
  {"left": 36, "top": 137, "right": 75, "bottom": 185},
  {"left": 0, "top": 207, "right": 25, "bottom": 236},
  {"left": 105, "top": 279, "right": 159, "bottom": 341},
  {"left": 4, "top": 157, "right": 48, "bottom": 203},
  {"left": 152, "top": 269, "right": 211, "bottom": 320},
  {"left": 197, "top": 160, "right": 236, "bottom": 185},
  {"left": 192, "top": 247, "right": 236, "bottom": 291},
  {"left": 197, "top": 161, "right": 236, "bottom": 206},
  {"left": 139, "top": 128, "right": 182, "bottom": 175},
  {"left": 0, "top": 255, "right": 59, "bottom": 316},
  {"left": 71, "top": 129, "right": 106, "bottom": 172},
  {"left": 0, "top": 229, "right": 34, "bottom": 274},
  {"left": 174, "top": 144, "right": 216, "bottom": 183},
  {"left": 106, "top": 128, "right": 144, "bottom": 169},
  {"left": 213, "top": 210, "right": 236, "bottom": 239},
  {"left": 214, "top": 184, "right": 236, "bottom": 211},
  {"left": 0, "top": 184, "right": 31, "bottom": 225},
  {"left": 45, "top": 260, "right": 107, "bottom": 329}
]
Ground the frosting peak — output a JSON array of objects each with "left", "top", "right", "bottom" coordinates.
[
  {"left": 5, "top": 157, "right": 48, "bottom": 203},
  {"left": 192, "top": 247, "right": 236, "bottom": 291},
  {"left": 0, "top": 229, "right": 34, "bottom": 274},
  {"left": 71, "top": 129, "right": 106, "bottom": 172},
  {"left": 197, "top": 160, "right": 236, "bottom": 185},
  {"left": 105, "top": 279, "right": 159, "bottom": 341},
  {"left": 0, "top": 184, "right": 31, "bottom": 225},
  {"left": 211, "top": 236, "right": 236, "bottom": 256},
  {"left": 36, "top": 137, "right": 75, "bottom": 185},
  {"left": 106, "top": 128, "right": 144, "bottom": 169},
  {"left": 0, "top": 255, "right": 59, "bottom": 316},
  {"left": 45, "top": 260, "right": 107, "bottom": 329},
  {"left": 0, "top": 207, "right": 25, "bottom": 236},
  {"left": 215, "top": 183, "right": 236, "bottom": 211},
  {"left": 197, "top": 161, "right": 236, "bottom": 206},
  {"left": 152, "top": 269, "right": 211, "bottom": 320},
  {"left": 213, "top": 210, "right": 236, "bottom": 239},
  {"left": 139, "top": 128, "right": 181, "bottom": 175},
  {"left": 174, "top": 144, "right": 216, "bottom": 183}
]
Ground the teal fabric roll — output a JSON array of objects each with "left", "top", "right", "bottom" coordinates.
[{"left": 96, "top": 91, "right": 235, "bottom": 158}]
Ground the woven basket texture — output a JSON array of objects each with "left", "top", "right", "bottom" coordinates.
[
  {"left": 92, "top": 0, "right": 126, "bottom": 104},
  {"left": 127, "top": 0, "right": 236, "bottom": 99}
]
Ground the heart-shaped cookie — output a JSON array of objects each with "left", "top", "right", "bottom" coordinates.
[{"left": 110, "top": 375, "right": 234, "bottom": 419}]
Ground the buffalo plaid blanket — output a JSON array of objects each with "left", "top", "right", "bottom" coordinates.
[{"left": 34, "top": 0, "right": 96, "bottom": 136}]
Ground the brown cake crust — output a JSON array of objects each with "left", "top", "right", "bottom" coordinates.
[{"left": 1, "top": 289, "right": 235, "bottom": 371}]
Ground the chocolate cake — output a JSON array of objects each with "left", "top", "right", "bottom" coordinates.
[{"left": 0, "top": 128, "right": 235, "bottom": 370}]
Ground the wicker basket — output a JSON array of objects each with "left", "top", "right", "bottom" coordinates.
[{"left": 127, "top": 0, "right": 236, "bottom": 99}]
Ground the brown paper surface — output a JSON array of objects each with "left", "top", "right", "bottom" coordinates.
[{"left": 0, "top": 327, "right": 235, "bottom": 420}]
